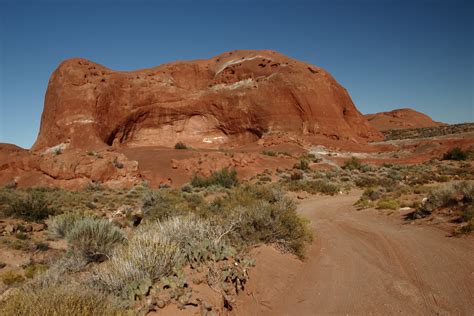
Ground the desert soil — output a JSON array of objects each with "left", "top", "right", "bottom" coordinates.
[{"left": 236, "top": 191, "right": 474, "bottom": 315}]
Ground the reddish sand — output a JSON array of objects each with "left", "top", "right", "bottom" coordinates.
[{"left": 234, "top": 191, "right": 474, "bottom": 315}]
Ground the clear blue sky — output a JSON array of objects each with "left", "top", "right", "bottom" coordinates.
[{"left": 0, "top": 0, "right": 472, "bottom": 148}]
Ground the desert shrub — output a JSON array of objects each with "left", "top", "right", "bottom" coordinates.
[
  {"left": 3, "top": 191, "right": 55, "bottom": 222},
  {"left": 190, "top": 168, "right": 238, "bottom": 188},
  {"left": 361, "top": 187, "right": 384, "bottom": 201},
  {"left": 112, "top": 157, "right": 124, "bottom": 169},
  {"left": 24, "top": 263, "right": 48, "bottom": 279},
  {"left": 443, "top": 147, "right": 468, "bottom": 161},
  {"left": 0, "top": 284, "right": 126, "bottom": 316},
  {"left": 354, "top": 198, "right": 374, "bottom": 209},
  {"left": 286, "top": 179, "right": 340, "bottom": 196},
  {"left": 343, "top": 156, "right": 362, "bottom": 170},
  {"left": 66, "top": 217, "right": 125, "bottom": 262},
  {"left": 229, "top": 200, "right": 312, "bottom": 258},
  {"left": 92, "top": 215, "right": 220, "bottom": 298},
  {"left": 93, "top": 230, "right": 181, "bottom": 299},
  {"left": 290, "top": 170, "right": 303, "bottom": 180},
  {"left": 211, "top": 185, "right": 313, "bottom": 258},
  {"left": 376, "top": 199, "right": 399, "bottom": 210},
  {"left": 461, "top": 205, "right": 474, "bottom": 222},
  {"left": 142, "top": 190, "right": 207, "bottom": 220},
  {"left": 293, "top": 159, "right": 310, "bottom": 171},
  {"left": 48, "top": 212, "right": 87, "bottom": 239},
  {"left": 0, "top": 270, "right": 25, "bottom": 286},
  {"left": 174, "top": 142, "right": 188, "bottom": 150},
  {"left": 262, "top": 150, "right": 277, "bottom": 156}
]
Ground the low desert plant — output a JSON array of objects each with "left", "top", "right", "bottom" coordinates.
[
  {"left": 293, "top": 159, "right": 310, "bottom": 171},
  {"left": 442, "top": 147, "right": 468, "bottom": 161},
  {"left": 0, "top": 284, "right": 126, "bottom": 316},
  {"left": 66, "top": 217, "right": 125, "bottom": 262},
  {"left": 0, "top": 270, "right": 25, "bottom": 286},
  {"left": 48, "top": 212, "right": 87, "bottom": 239},
  {"left": 4, "top": 191, "right": 55, "bottom": 222},
  {"left": 286, "top": 179, "right": 340, "bottom": 196},
  {"left": 376, "top": 199, "right": 399, "bottom": 210},
  {"left": 174, "top": 142, "right": 188, "bottom": 150},
  {"left": 24, "top": 263, "right": 48, "bottom": 279},
  {"left": 343, "top": 156, "right": 362, "bottom": 170},
  {"left": 190, "top": 168, "right": 238, "bottom": 188},
  {"left": 262, "top": 150, "right": 277, "bottom": 156}
]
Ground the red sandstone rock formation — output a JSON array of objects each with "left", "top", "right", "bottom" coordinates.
[
  {"left": 365, "top": 108, "right": 444, "bottom": 131},
  {"left": 32, "top": 50, "right": 382, "bottom": 151}
]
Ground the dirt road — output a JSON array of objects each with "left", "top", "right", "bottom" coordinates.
[{"left": 238, "top": 191, "right": 474, "bottom": 315}]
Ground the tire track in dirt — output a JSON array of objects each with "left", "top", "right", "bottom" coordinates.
[{"left": 239, "top": 191, "right": 474, "bottom": 315}]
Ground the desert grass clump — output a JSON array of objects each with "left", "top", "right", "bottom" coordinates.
[
  {"left": 174, "top": 142, "right": 188, "bottom": 150},
  {"left": 293, "top": 158, "right": 310, "bottom": 171},
  {"left": 212, "top": 185, "right": 313, "bottom": 258},
  {"left": 0, "top": 284, "right": 126, "bottom": 316},
  {"left": 3, "top": 191, "right": 55, "bottom": 222},
  {"left": 190, "top": 167, "right": 238, "bottom": 188},
  {"left": 66, "top": 217, "right": 125, "bottom": 262},
  {"left": 376, "top": 199, "right": 399, "bottom": 210},
  {"left": 24, "top": 263, "right": 48, "bottom": 279},
  {"left": 91, "top": 216, "right": 216, "bottom": 298},
  {"left": 262, "top": 150, "right": 277, "bottom": 157},
  {"left": 286, "top": 179, "right": 340, "bottom": 196},
  {"left": 0, "top": 270, "right": 25, "bottom": 286},
  {"left": 48, "top": 212, "right": 87, "bottom": 239},
  {"left": 442, "top": 147, "right": 468, "bottom": 161},
  {"left": 343, "top": 156, "right": 362, "bottom": 171},
  {"left": 141, "top": 189, "right": 207, "bottom": 221}
]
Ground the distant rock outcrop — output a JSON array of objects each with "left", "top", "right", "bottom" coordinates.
[
  {"left": 32, "top": 50, "right": 382, "bottom": 151},
  {"left": 365, "top": 108, "right": 444, "bottom": 131}
]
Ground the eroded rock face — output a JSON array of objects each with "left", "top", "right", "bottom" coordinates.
[
  {"left": 365, "top": 108, "right": 444, "bottom": 131},
  {"left": 32, "top": 50, "right": 382, "bottom": 151}
]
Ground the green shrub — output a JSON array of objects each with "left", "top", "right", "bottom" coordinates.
[
  {"left": 0, "top": 270, "right": 25, "bottom": 285},
  {"left": 443, "top": 147, "right": 468, "bottom": 161},
  {"left": 48, "top": 212, "right": 87, "bottom": 239},
  {"left": 354, "top": 198, "right": 375, "bottom": 209},
  {"left": 343, "top": 156, "right": 362, "bottom": 170},
  {"left": 4, "top": 191, "right": 55, "bottom": 222},
  {"left": 293, "top": 159, "right": 310, "bottom": 171},
  {"left": 0, "top": 285, "right": 126, "bottom": 316},
  {"left": 460, "top": 205, "right": 474, "bottom": 222},
  {"left": 376, "top": 199, "right": 399, "bottom": 210},
  {"left": 211, "top": 185, "right": 313, "bottom": 258},
  {"left": 361, "top": 187, "right": 384, "bottom": 201},
  {"left": 174, "top": 142, "right": 188, "bottom": 150},
  {"left": 142, "top": 190, "right": 207, "bottom": 221},
  {"left": 262, "top": 150, "right": 277, "bottom": 156},
  {"left": 190, "top": 168, "right": 238, "bottom": 188},
  {"left": 66, "top": 217, "right": 125, "bottom": 262},
  {"left": 286, "top": 179, "right": 340, "bottom": 196}
]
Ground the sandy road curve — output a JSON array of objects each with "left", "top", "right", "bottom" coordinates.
[{"left": 239, "top": 191, "right": 474, "bottom": 315}]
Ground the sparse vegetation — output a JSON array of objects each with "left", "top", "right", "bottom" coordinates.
[
  {"left": 190, "top": 167, "right": 238, "bottom": 188},
  {"left": 343, "top": 156, "right": 362, "bottom": 170},
  {"left": 66, "top": 217, "right": 126, "bottom": 262},
  {"left": 0, "top": 270, "right": 25, "bottom": 286},
  {"left": 262, "top": 150, "right": 277, "bottom": 156},
  {"left": 376, "top": 199, "right": 399, "bottom": 210},
  {"left": 0, "top": 285, "right": 126, "bottom": 316},
  {"left": 2, "top": 191, "right": 56, "bottom": 222},
  {"left": 442, "top": 147, "right": 468, "bottom": 161},
  {"left": 174, "top": 142, "right": 188, "bottom": 150}
]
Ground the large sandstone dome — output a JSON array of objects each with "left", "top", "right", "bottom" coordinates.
[{"left": 32, "top": 50, "right": 382, "bottom": 150}]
